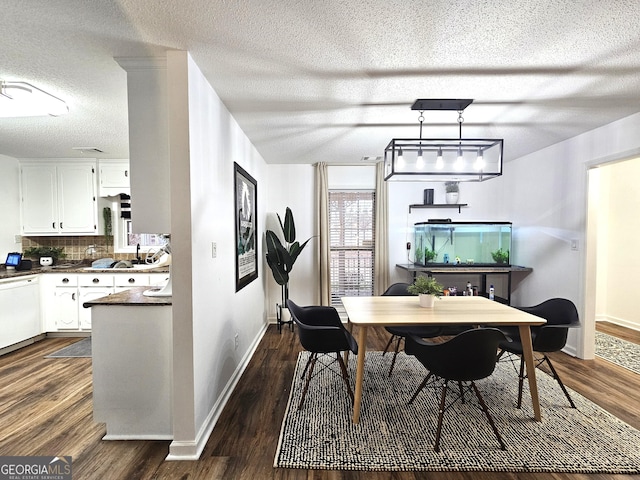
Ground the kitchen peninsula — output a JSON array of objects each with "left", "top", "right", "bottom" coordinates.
[{"left": 83, "top": 287, "right": 172, "bottom": 440}]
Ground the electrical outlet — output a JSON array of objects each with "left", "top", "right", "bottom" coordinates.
[
  {"left": 14, "top": 234, "right": 22, "bottom": 243},
  {"left": 212, "top": 242, "right": 217, "bottom": 258},
  {"left": 406, "top": 242, "right": 411, "bottom": 250},
  {"left": 234, "top": 333, "right": 239, "bottom": 350},
  {"left": 570, "top": 239, "right": 579, "bottom": 251}
]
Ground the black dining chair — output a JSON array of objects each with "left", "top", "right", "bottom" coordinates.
[
  {"left": 497, "top": 297, "right": 580, "bottom": 409},
  {"left": 406, "top": 328, "right": 508, "bottom": 452},
  {"left": 381, "top": 282, "right": 472, "bottom": 376},
  {"left": 381, "top": 283, "right": 443, "bottom": 376},
  {"left": 287, "top": 299, "right": 358, "bottom": 410}
]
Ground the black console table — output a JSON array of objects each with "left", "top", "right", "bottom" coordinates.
[{"left": 396, "top": 263, "right": 532, "bottom": 304}]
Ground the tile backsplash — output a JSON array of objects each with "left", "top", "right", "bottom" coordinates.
[{"left": 22, "top": 236, "right": 135, "bottom": 262}]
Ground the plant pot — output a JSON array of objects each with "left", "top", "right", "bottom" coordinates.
[
  {"left": 445, "top": 192, "right": 459, "bottom": 204},
  {"left": 419, "top": 294, "right": 436, "bottom": 308}
]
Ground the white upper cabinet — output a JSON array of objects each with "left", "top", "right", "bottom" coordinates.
[
  {"left": 20, "top": 160, "right": 98, "bottom": 235},
  {"left": 99, "top": 159, "right": 130, "bottom": 197}
]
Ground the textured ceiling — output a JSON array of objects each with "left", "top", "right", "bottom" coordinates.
[{"left": 1, "top": 0, "right": 640, "bottom": 164}]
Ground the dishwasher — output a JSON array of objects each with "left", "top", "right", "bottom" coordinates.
[{"left": 0, "top": 276, "right": 41, "bottom": 350}]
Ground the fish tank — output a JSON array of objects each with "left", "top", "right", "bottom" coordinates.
[{"left": 413, "top": 221, "right": 512, "bottom": 266}]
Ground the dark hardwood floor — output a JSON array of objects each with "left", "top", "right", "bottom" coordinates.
[{"left": 0, "top": 322, "right": 638, "bottom": 480}]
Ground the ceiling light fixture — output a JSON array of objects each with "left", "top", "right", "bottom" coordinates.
[
  {"left": 383, "top": 99, "right": 503, "bottom": 182},
  {"left": 0, "top": 81, "right": 68, "bottom": 117}
]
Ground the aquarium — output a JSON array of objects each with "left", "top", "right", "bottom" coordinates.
[{"left": 413, "top": 221, "right": 512, "bottom": 266}]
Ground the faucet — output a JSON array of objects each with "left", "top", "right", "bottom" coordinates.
[{"left": 136, "top": 243, "right": 141, "bottom": 263}]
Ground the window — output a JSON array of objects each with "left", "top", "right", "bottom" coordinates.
[
  {"left": 329, "top": 190, "right": 375, "bottom": 307},
  {"left": 110, "top": 197, "right": 168, "bottom": 254}
]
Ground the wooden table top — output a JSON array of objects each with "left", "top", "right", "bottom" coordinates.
[{"left": 341, "top": 295, "right": 546, "bottom": 327}]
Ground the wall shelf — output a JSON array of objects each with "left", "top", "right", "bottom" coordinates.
[{"left": 409, "top": 203, "right": 468, "bottom": 214}]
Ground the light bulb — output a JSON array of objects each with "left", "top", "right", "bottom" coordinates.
[
  {"left": 416, "top": 148, "right": 424, "bottom": 170},
  {"left": 397, "top": 148, "right": 405, "bottom": 168},
  {"left": 474, "top": 148, "right": 485, "bottom": 171},
  {"left": 454, "top": 147, "right": 463, "bottom": 171},
  {"left": 435, "top": 148, "right": 444, "bottom": 170}
]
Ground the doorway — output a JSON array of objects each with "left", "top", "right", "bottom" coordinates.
[{"left": 585, "top": 156, "right": 640, "bottom": 358}]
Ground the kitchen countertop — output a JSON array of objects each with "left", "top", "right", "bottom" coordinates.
[
  {"left": 0, "top": 263, "right": 169, "bottom": 280},
  {"left": 82, "top": 286, "right": 171, "bottom": 307}
]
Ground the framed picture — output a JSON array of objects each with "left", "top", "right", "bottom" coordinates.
[{"left": 234, "top": 162, "right": 258, "bottom": 291}]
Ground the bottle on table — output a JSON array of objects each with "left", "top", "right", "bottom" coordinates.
[{"left": 489, "top": 285, "right": 495, "bottom": 301}]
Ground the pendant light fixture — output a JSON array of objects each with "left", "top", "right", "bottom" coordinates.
[{"left": 383, "top": 99, "right": 503, "bottom": 182}]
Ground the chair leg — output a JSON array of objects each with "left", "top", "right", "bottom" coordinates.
[
  {"left": 433, "top": 381, "right": 449, "bottom": 453},
  {"left": 408, "top": 372, "right": 433, "bottom": 404},
  {"left": 470, "top": 381, "right": 506, "bottom": 451},
  {"left": 516, "top": 355, "right": 526, "bottom": 409},
  {"left": 300, "top": 352, "right": 314, "bottom": 379},
  {"left": 336, "top": 352, "right": 355, "bottom": 404},
  {"left": 298, "top": 353, "right": 317, "bottom": 410},
  {"left": 543, "top": 355, "right": 577, "bottom": 409},
  {"left": 382, "top": 334, "right": 395, "bottom": 355},
  {"left": 458, "top": 381, "right": 465, "bottom": 404},
  {"left": 388, "top": 336, "right": 402, "bottom": 377}
]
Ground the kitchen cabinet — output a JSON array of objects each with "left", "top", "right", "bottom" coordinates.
[
  {"left": 99, "top": 160, "right": 130, "bottom": 196},
  {"left": 0, "top": 276, "right": 41, "bottom": 351},
  {"left": 44, "top": 274, "right": 81, "bottom": 330},
  {"left": 79, "top": 274, "right": 115, "bottom": 329},
  {"left": 41, "top": 272, "right": 169, "bottom": 333},
  {"left": 20, "top": 160, "right": 98, "bottom": 235}
]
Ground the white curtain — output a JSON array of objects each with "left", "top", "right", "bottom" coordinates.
[
  {"left": 315, "top": 162, "right": 330, "bottom": 305},
  {"left": 374, "top": 161, "right": 390, "bottom": 295}
]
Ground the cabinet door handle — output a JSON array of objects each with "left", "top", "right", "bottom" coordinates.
[
  {"left": 128, "top": 278, "right": 135, "bottom": 283},
  {"left": 62, "top": 278, "right": 69, "bottom": 284},
  {"left": 125, "top": 170, "right": 128, "bottom": 177},
  {"left": 60, "top": 222, "right": 63, "bottom": 229},
  {"left": 72, "top": 293, "right": 76, "bottom": 301},
  {"left": 52, "top": 222, "right": 56, "bottom": 229},
  {"left": 92, "top": 278, "right": 99, "bottom": 283}
]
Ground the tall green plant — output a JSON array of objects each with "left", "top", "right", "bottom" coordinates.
[{"left": 265, "top": 207, "right": 312, "bottom": 305}]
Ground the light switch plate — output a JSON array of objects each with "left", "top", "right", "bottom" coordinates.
[
  {"left": 211, "top": 242, "right": 217, "bottom": 258},
  {"left": 571, "top": 239, "right": 579, "bottom": 251}
]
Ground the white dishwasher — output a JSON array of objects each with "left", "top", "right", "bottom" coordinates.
[{"left": 0, "top": 276, "right": 41, "bottom": 350}]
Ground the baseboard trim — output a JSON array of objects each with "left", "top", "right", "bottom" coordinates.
[
  {"left": 166, "top": 322, "right": 269, "bottom": 461},
  {"left": 596, "top": 316, "right": 640, "bottom": 332}
]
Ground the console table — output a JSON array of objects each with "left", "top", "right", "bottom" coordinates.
[{"left": 396, "top": 263, "right": 532, "bottom": 304}]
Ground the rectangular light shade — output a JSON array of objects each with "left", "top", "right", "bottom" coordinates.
[
  {"left": 384, "top": 138, "right": 503, "bottom": 182},
  {"left": 0, "top": 81, "right": 68, "bottom": 117}
]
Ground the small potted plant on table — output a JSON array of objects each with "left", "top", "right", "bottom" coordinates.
[{"left": 407, "top": 275, "right": 444, "bottom": 308}]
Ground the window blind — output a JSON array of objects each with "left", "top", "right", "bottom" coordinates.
[{"left": 328, "top": 190, "right": 375, "bottom": 307}]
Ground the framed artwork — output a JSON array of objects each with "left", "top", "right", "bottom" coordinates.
[{"left": 234, "top": 162, "right": 258, "bottom": 291}]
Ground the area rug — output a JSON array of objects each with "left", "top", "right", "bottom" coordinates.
[
  {"left": 595, "top": 331, "right": 640, "bottom": 375},
  {"left": 45, "top": 337, "right": 91, "bottom": 358},
  {"left": 274, "top": 351, "right": 640, "bottom": 473}
]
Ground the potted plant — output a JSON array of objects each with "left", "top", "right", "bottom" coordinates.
[
  {"left": 444, "top": 181, "right": 459, "bottom": 204},
  {"left": 407, "top": 275, "right": 444, "bottom": 308},
  {"left": 491, "top": 248, "right": 510, "bottom": 264},
  {"left": 23, "top": 246, "right": 66, "bottom": 265},
  {"left": 265, "top": 208, "right": 312, "bottom": 324}
]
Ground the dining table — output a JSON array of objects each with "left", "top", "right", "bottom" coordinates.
[{"left": 341, "top": 295, "right": 547, "bottom": 424}]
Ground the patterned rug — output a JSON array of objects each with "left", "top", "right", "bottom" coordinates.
[
  {"left": 274, "top": 351, "right": 640, "bottom": 473},
  {"left": 595, "top": 331, "right": 640, "bottom": 374},
  {"left": 45, "top": 337, "right": 91, "bottom": 358}
]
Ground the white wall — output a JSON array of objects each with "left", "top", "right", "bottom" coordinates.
[
  {"left": 165, "top": 52, "right": 268, "bottom": 459},
  {"left": 0, "top": 155, "right": 22, "bottom": 260}
]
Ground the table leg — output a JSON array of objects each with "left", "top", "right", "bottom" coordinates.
[
  {"left": 518, "top": 325, "right": 542, "bottom": 421},
  {"left": 344, "top": 321, "right": 353, "bottom": 364},
  {"left": 352, "top": 325, "right": 368, "bottom": 423}
]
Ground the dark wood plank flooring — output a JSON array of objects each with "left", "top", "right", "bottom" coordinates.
[{"left": 0, "top": 322, "right": 638, "bottom": 480}]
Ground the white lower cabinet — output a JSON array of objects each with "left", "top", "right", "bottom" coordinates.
[{"left": 41, "top": 271, "right": 168, "bottom": 333}]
